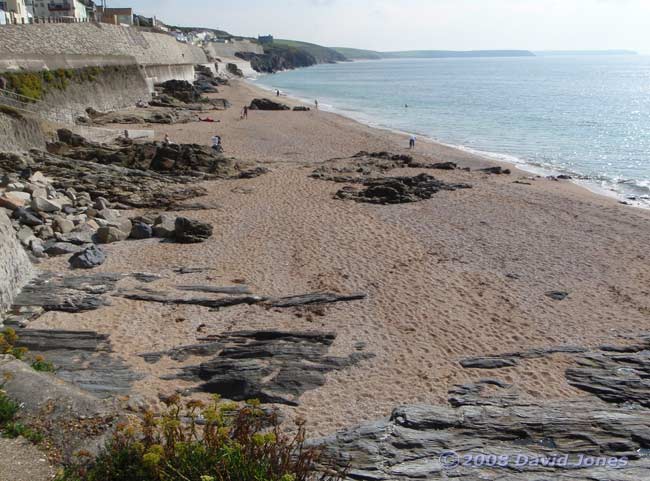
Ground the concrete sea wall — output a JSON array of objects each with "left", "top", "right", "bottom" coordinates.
[
  {"left": 0, "top": 208, "right": 33, "bottom": 313},
  {"left": 40, "top": 65, "right": 151, "bottom": 123},
  {"left": 0, "top": 110, "right": 47, "bottom": 151},
  {"left": 0, "top": 23, "right": 207, "bottom": 70},
  {"left": 205, "top": 40, "right": 264, "bottom": 60}
]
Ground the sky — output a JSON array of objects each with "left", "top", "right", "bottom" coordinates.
[{"left": 123, "top": 0, "right": 650, "bottom": 52}]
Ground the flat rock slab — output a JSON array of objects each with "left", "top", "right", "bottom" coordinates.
[
  {"left": 459, "top": 345, "right": 588, "bottom": 369},
  {"left": 566, "top": 337, "right": 650, "bottom": 407},
  {"left": 316, "top": 401, "right": 650, "bottom": 480},
  {"left": 146, "top": 330, "right": 374, "bottom": 405},
  {"left": 117, "top": 289, "right": 266, "bottom": 309},
  {"left": 117, "top": 289, "right": 366, "bottom": 311},
  {"left": 176, "top": 285, "right": 254, "bottom": 295},
  {"left": 15, "top": 329, "right": 142, "bottom": 399},
  {"left": 269, "top": 292, "right": 367, "bottom": 308},
  {"left": 11, "top": 272, "right": 122, "bottom": 314}
]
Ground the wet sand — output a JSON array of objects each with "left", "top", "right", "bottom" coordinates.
[{"left": 33, "top": 79, "right": 650, "bottom": 436}]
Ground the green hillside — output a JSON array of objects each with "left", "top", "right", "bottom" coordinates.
[
  {"left": 273, "top": 39, "right": 347, "bottom": 63},
  {"left": 331, "top": 47, "right": 383, "bottom": 60}
]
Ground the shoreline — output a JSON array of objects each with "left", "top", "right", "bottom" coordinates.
[{"left": 251, "top": 69, "right": 650, "bottom": 209}]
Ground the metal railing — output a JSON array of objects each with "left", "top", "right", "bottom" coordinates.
[
  {"left": 0, "top": 87, "right": 78, "bottom": 123},
  {"left": 0, "top": 87, "right": 42, "bottom": 114}
]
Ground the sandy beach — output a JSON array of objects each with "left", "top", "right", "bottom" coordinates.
[{"left": 30, "top": 79, "right": 650, "bottom": 436}]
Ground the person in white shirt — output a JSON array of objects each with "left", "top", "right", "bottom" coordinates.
[
  {"left": 409, "top": 135, "right": 416, "bottom": 149},
  {"left": 211, "top": 135, "right": 222, "bottom": 152}
]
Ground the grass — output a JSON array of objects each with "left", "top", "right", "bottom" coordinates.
[
  {"left": 56, "top": 396, "right": 343, "bottom": 481},
  {"left": 0, "top": 66, "right": 125, "bottom": 102}
]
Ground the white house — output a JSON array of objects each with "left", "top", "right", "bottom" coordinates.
[
  {"left": 0, "top": 0, "right": 31, "bottom": 24},
  {"left": 32, "top": 0, "right": 88, "bottom": 21}
]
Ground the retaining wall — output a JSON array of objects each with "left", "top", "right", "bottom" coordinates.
[
  {"left": 0, "top": 110, "right": 47, "bottom": 151},
  {"left": 0, "top": 23, "right": 207, "bottom": 69},
  {"left": 38, "top": 64, "right": 151, "bottom": 122},
  {"left": 204, "top": 40, "right": 264, "bottom": 60},
  {"left": 0, "top": 208, "right": 33, "bottom": 313}
]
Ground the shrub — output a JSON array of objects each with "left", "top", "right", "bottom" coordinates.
[
  {"left": 31, "top": 355, "right": 56, "bottom": 373},
  {"left": 0, "top": 387, "right": 19, "bottom": 425},
  {"left": 5, "top": 72, "right": 44, "bottom": 101},
  {"left": 3, "top": 421, "right": 44, "bottom": 443},
  {"left": 0, "top": 328, "right": 27, "bottom": 360},
  {"left": 57, "top": 396, "right": 342, "bottom": 481}
]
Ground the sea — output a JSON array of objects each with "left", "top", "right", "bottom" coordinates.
[{"left": 254, "top": 55, "right": 650, "bottom": 207}]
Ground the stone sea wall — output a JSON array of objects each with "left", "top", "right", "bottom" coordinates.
[
  {"left": 39, "top": 65, "right": 151, "bottom": 123},
  {"left": 0, "top": 110, "right": 47, "bottom": 151},
  {"left": 204, "top": 40, "right": 264, "bottom": 60},
  {"left": 0, "top": 208, "right": 33, "bottom": 313},
  {"left": 0, "top": 23, "right": 207, "bottom": 70}
]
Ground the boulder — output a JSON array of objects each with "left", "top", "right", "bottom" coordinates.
[
  {"left": 96, "top": 226, "right": 129, "bottom": 244},
  {"left": 69, "top": 245, "right": 106, "bottom": 269},
  {"left": 43, "top": 241, "right": 85, "bottom": 256},
  {"left": 249, "top": 98, "right": 291, "bottom": 111},
  {"left": 174, "top": 217, "right": 213, "bottom": 244},
  {"left": 130, "top": 221, "right": 153, "bottom": 240},
  {"left": 11, "top": 207, "right": 43, "bottom": 227},
  {"left": 152, "top": 214, "right": 176, "bottom": 238},
  {"left": 293, "top": 106, "right": 311, "bottom": 111},
  {"left": 31, "top": 196, "right": 61, "bottom": 213},
  {"left": 34, "top": 224, "right": 54, "bottom": 240},
  {"left": 53, "top": 216, "right": 75, "bottom": 234},
  {"left": 17, "top": 226, "right": 36, "bottom": 246},
  {"left": 0, "top": 191, "right": 31, "bottom": 210}
]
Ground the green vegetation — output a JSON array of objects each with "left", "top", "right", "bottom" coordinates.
[
  {"left": 273, "top": 39, "right": 346, "bottom": 64},
  {"left": 0, "top": 388, "right": 19, "bottom": 426},
  {"left": 1, "top": 328, "right": 55, "bottom": 372},
  {"left": 31, "top": 355, "right": 55, "bottom": 373},
  {"left": 0, "top": 66, "right": 115, "bottom": 102},
  {"left": 57, "top": 396, "right": 341, "bottom": 481},
  {"left": 330, "top": 47, "right": 382, "bottom": 60},
  {"left": 0, "top": 328, "right": 27, "bottom": 360},
  {"left": 1, "top": 383, "right": 44, "bottom": 444}
]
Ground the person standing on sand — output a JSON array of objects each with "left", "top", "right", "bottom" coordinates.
[
  {"left": 276, "top": 89, "right": 280, "bottom": 97},
  {"left": 409, "top": 135, "right": 416, "bottom": 149},
  {"left": 241, "top": 106, "right": 248, "bottom": 120},
  {"left": 211, "top": 134, "right": 223, "bottom": 153},
  {"left": 315, "top": 99, "right": 319, "bottom": 110}
]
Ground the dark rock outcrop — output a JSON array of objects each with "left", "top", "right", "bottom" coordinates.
[
  {"left": 174, "top": 217, "right": 213, "bottom": 243},
  {"left": 68, "top": 245, "right": 106, "bottom": 269},
  {"left": 14, "top": 329, "right": 142, "bottom": 398},
  {"left": 152, "top": 330, "right": 374, "bottom": 405},
  {"left": 157, "top": 80, "right": 202, "bottom": 104},
  {"left": 249, "top": 98, "right": 291, "bottom": 111},
  {"left": 336, "top": 173, "right": 472, "bottom": 204},
  {"left": 312, "top": 151, "right": 460, "bottom": 184},
  {"left": 0, "top": 150, "right": 207, "bottom": 209},
  {"left": 316, "top": 401, "right": 650, "bottom": 480}
]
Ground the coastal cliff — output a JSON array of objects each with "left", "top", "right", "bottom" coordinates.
[{"left": 236, "top": 40, "right": 347, "bottom": 73}]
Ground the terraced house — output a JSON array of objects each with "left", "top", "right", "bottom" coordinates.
[
  {"left": 0, "top": 0, "right": 31, "bottom": 24},
  {"left": 32, "top": 0, "right": 88, "bottom": 21}
]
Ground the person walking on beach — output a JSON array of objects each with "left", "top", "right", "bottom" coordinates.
[
  {"left": 241, "top": 106, "right": 248, "bottom": 120},
  {"left": 315, "top": 99, "right": 319, "bottom": 110},
  {"left": 409, "top": 135, "right": 416, "bottom": 150},
  {"left": 276, "top": 89, "right": 280, "bottom": 97}
]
